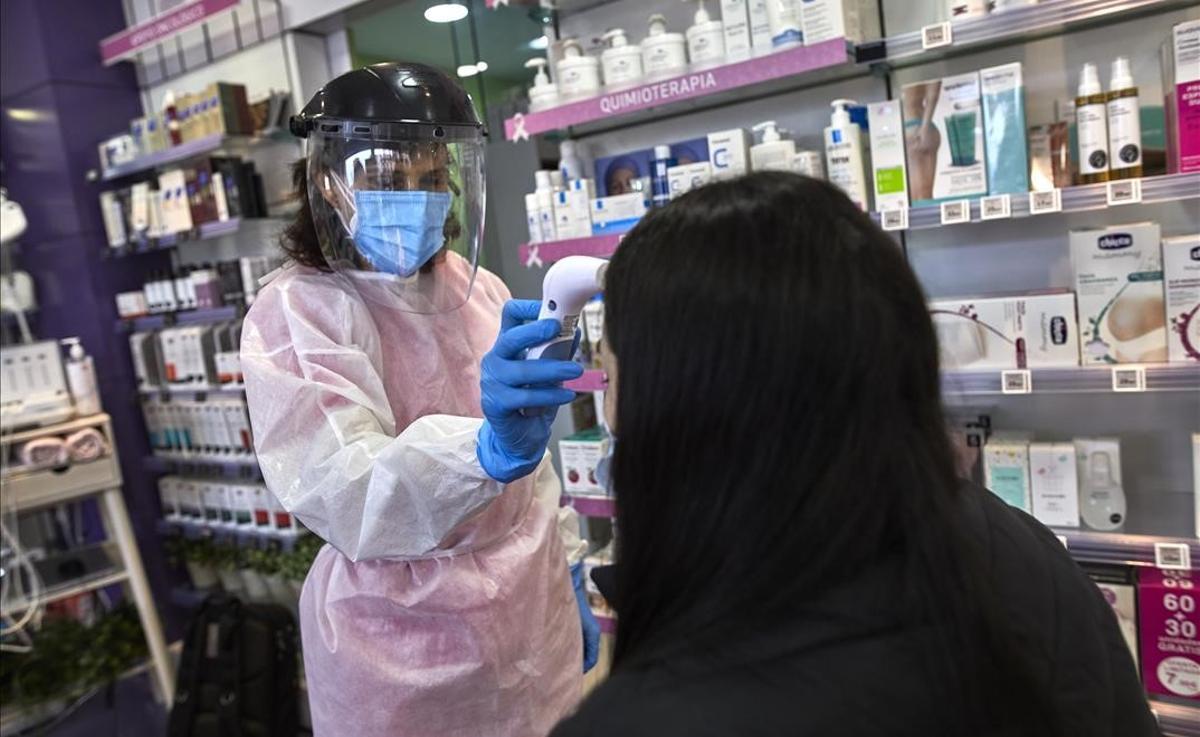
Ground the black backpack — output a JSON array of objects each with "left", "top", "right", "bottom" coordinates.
[{"left": 168, "top": 594, "right": 299, "bottom": 737}]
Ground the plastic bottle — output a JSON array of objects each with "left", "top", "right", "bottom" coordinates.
[
  {"left": 162, "top": 90, "right": 182, "bottom": 147},
  {"left": 824, "top": 99, "right": 870, "bottom": 211},
  {"left": 524, "top": 58, "right": 560, "bottom": 112},
  {"left": 1106, "top": 57, "right": 1143, "bottom": 180},
  {"left": 560, "top": 140, "right": 588, "bottom": 182},
  {"left": 685, "top": 0, "right": 726, "bottom": 67},
  {"left": 534, "top": 170, "right": 558, "bottom": 242},
  {"left": 642, "top": 14, "right": 688, "bottom": 78},
  {"left": 764, "top": 0, "right": 802, "bottom": 49},
  {"left": 651, "top": 145, "right": 676, "bottom": 208},
  {"left": 62, "top": 338, "right": 101, "bottom": 416},
  {"left": 557, "top": 39, "right": 602, "bottom": 99},
  {"left": 601, "top": 29, "right": 644, "bottom": 87},
  {"left": 1075, "top": 62, "right": 1110, "bottom": 185},
  {"left": 749, "top": 121, "right": 796, "bottom": 171}
]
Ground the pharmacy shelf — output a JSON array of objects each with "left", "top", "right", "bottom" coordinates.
[
  {"left": 117, "top": 304, "right": 240, "bottom": 332},
  {"left": 138, "top": 383, "right": 245, "bottom": 398},
  {"left": 503, "top": 38, "right": 851, "bottom": 140},
  {"left": 144, "top": 454, "right": 261, "bottom": 478},
  {"left": 104, "top": 217, "right": 242, "bottom": 258},
  {"left": 1154, "top": 697, "right": 1200, "bottom": 737},
  {"left": 942, "top": 363, "right": 1200, "bottom": 396},
  {"left": 97, "top": 132, "right": 289, "bottom": 182},
  {"left": 157, "top": 518, "right": 307, "bottom": 549},
  {"left": 562, "top": 494, "right": 614, "bottom": 518},
  {"left": 1, "top": 564, "right": 128, "bottom": 615},
  {"left": 1055, "top": 529, "right": 1200, "bottom": 570},
  {"left": 880, "top": 172, "right": 1200, "bottom": 232},
  {"left": 519, "top": 233, "right": 624, "bottom": 269}
]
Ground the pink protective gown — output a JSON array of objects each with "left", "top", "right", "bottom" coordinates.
[{"left": 240, "top": 255, "right": 585, "bottom": 737}]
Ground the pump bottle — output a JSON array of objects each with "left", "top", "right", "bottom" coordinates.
[
  {"left": 600, "top": 29, "right": 644, "bottom": 87},
  {"left": 642, "top": 14, "right": 688, "bottom": 78},
  {"left": 685, "top": 0, "right": 726, "bottom": 67},
  {"left": 824, "top": 99, "right": 870, "bottom": 211},
  {"left": 524, "top": 58, "right": 560, "bottom": 112},
  {"left": 750, "top": 121, "right": 796, "bottom": 171},
  {"left": 651, "top": 145, "right": 676, "bottom": 208},
  {"left": 1075, "top": 62, "right": 1110, "bottom": 185},
  {"left": 62, "top": 338, "right": 101, "bottom": 416},
  {"left": 557, "top": 39, "right": 602, "bottom": 99},
  {"left": 1106, "top": 57, "right": 1142, "bottom": 180}
]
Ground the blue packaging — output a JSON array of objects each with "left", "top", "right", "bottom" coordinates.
[
  {"left": 594, "top": 138, "right": 710, "bottom": 196},
  {"left": 981, "top": 62, "right": 1030, "bottom": 195}
]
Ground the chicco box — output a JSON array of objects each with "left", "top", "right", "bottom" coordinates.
[
  {"left": 1138, "top": 568, "right": 1200, "bottom": 700},
  {"left": 558, "top": 427, "right": 609, "bottom": 497}
]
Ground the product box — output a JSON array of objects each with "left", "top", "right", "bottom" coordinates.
[
  {"left": 1028, "top": 123, "right": 1072, "bottom": 191},
  {"left": 158, "top": 477, "right": 181, "bottom": 519},
  {"left": 1029, "top": 442, "right": 1079, "bottom": 528},
  {"left": 250, "top": 486, "right": 273, "bottom": 528},
  {"left": 1164, "top": 234, "right": 1200, "bottom": 363},
  {"left": 268, "top": 492, "right": 296, "bottom": 532},
  {"left": 1074, "top": 437, "right": 1125, "bottom": 532},
  {"left": 799, "top": 0, "right": 880, "bottom": 44},
  {"left": 902, "top": 72, "right": 988, "bottom": 205},
  {"left": 1084, "top": 564, "right": 1140, "bottom": 669},
  {"left": 1070, "top": 222, "right": 1167, "bottom": 365},
  {"left": 748, "top": 0, "right": 772, "bottom": 52},
  {"left": 1193, "top": 433, "right": 1199, "bottom": 540},
  {"left": 930, "top": 291, "right": 1080, "bottom": 370},
  {"left": 1138, "top": 568, "right": 1200, "bottom": 700},
  {"left": 980, "top": 62, "right": 1029, "bottom": 196},
  {"left": 867, "top": 100, "right": 908, "bottom": 211},
  {"left": 177, "top": 481, "right": 203, "bottom": 520},
  {"left": 594, "top": 139, "right": 709, "bottom": 197},
  {"left": 708, "top": 128, "right": 751, "bottom": 180},
  {"left": 157, "top": 169, "right": 193, "bottom": 234},
  {"left": 668, "top": 162, "right": 712, "bottom": 199},
  {"left": 720, "top": 0, "right": 753, "bottom": 61},
  {"left": 559, "top": 427, "right": 609, "bottom": 497},
  {"left": 1163, "top": 20, "right": 1200, "bottom": 174},
  {"left": 228, "top": 484, "right": 255, "bottom": 526},
  {"left": 591, "top": 194, "right": 647, "bottom": 235},
  {"left": 553, "top": 179, "right": 595, "bottom": 240},
  {"left": 983, "top": 437, "right": 1031, "bottom": 512}
]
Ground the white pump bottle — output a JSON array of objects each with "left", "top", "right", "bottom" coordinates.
[
  {"left": 600, "top": 28, "right": 644, "bottom": 87},
  {"left": 685, "top": 0, "right": 726, "bottom": 67},
  {"left": 824, "top": 99, "right": 869, "bottom": 211},
  {"left": 527, "top": 256, "right": 608, "bottom": 362},
  {"left": 750, "top": 121, "right": 796, "bottom": 171},
  {"left": 62, "top": 338, "right": 101, "bottom": 416},
  {"left": 524, "top": 58, "right": 560, "bottom": 112},
  {"left": 557, "top": 39, "right": 602, "bottom": 99},
  {"left": 642, "top": 14, "right": 689, "bottom": 78}
]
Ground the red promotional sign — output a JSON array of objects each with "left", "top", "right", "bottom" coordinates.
[{"left": 99, "top": 0, "right": 240, "bottom": 66}]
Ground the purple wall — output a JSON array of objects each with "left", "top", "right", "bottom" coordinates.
[{"left": 1, "top": 0, "right": 182, "bottom": 634}]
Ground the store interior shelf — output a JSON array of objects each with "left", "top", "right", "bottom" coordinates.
[
  {"left": 144, "top": 453, "right": 260, "bottom": 477},
  {"left": 1153, "top": 697, "right": 1200, "bottom": 737},
  {"left": 117, "top": 304, "right": 240, "bottom": 332},
  {"left": 98, "top": 132, "right": 287, "bottom": 181},
  {"left": 156, "top": 518, "right": 306, "bottom": 549},
  {"left": 0, "top": 413, "right": 110, "bottom": 447},
  {"left": 1055, "top": 529, "right": 1200, "bottom": 569},
  {"left": 138, "top": 383, "right": 244, "bottom": 398},
  {"left": 942, "top": 363, "right": 1200, "bottom": 396},
  {"left": 104, "top": 217, "right": 242, "bottom": 258},
  {"left": 1, "top": 565, "right": 128, "bottom": 616},
  {"left": 883, "top": 172, "right": 1200, "bottom": 232},
  {"left": 520, "top": 233, "right": 624, "bottom": 268},
  {"left": 563, "top": 494, "right": 614, "bottom": 518}
]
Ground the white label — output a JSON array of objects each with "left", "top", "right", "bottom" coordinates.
[
  {"left": 921, "top": 22, "right": 953, "bottom": 50},
  {"left": 1029, "top": 188, "right": 1062, "bottom": 214},
  {"left": 1111, "top": 366, "right": 1146, "bottom": 392},
  {"left": 1107, "top": 96, "right": 1143, "bottom": 171},
  {"left": 980, "top": 194, "right": 1011, "bottom": 220},
  {"left": 1106, "top": 178, "right": 1142, "bottom": 206},
  {"left": 940, "top": 199, "right": 971, "bottom": 225},
  {"left": 1155, "top": 543, "right": 1192, "bottom": 571},
  {"left": 1077, "top": 102, "right": 1110, "bottom": 176},
  {"left": 1001, "top": 369, "right": 1032, "bottom": 394},
  {"left": 880, "top": 207, "right": 908, "bottom": 231}
]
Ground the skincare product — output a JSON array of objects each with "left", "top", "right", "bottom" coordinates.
[
  {"left": 1085, "top": 565, "right": 1139, "bottom": 669},
  {"left": 1076, "top": 62, "right": 1110, "bottom": 184},
  {"left": 591, "top": 194, "right": 648, "bottom": 235},
  {"left": 750, "top": 121, "right": 796, "bottom": 171},
  {"left": 525, "top": 58, "right": 560, "bottom": 112},
  {"left": 1029, "top": 442, "right": 1079, "bottom": 528},
  {"left": 62, "top": 339, "right": 101, "bottom": 416},
  {"left": 158, "top": 169, "right": 193, "bottom": 234},
  {"left": 825, "top": 99, "right": 870, "bottom": 210},
  {"left": 748, "top": 0, "right": 773, "bottom": 53},
  {"left": 984, "top": 438, "right": 1031, "bottom": 512},
  {"left": 686, "top": 0, "right": 726, "bottom": 67},
  {"left": 708, "top": 128, "right": 751, "bottom": 179},
  {"left": 535, "top": 170, "right": 558, "bottom": 242},
  {"left": 763, "top": 0, "right": 802, "bottom": 48},
  {"left": 1107, "top": 57, "right": 1143, "bottom": 179},
  {"left": 799, "top": 0, "right": 878, "bottom": 44},
  {"left": 720, "top": 0, "right": 753, "bottom": 61},
  {"left": 558, "top": 39, "right": 602, "bottom": 99},
  {"left": 583, "top": 298, "right": 605, "bottom": 368},
  {"left": 930, "top": 291, "right": 1080, "bottom": 369},
  {"left": 600, "top": 29, "right": 644, "bottom": 87},
  {"left": 792, "top": 150, "right": 825, "bottom": 179},
  {"left": 1139, "top": 569, "right": 1200, "bottom": 700},
  {"left": 1074, "top": 437, "right": 1126, "bottom": 532},
  {"left": 559, "top": 140, "right": 589, "bottom": 182},
  {"left": 1162, "top": 20, "right": 1200, "bottom": 174},
  {"left": 980, "top": 62, "right": 1030, "bottom": 195},
  {"left": 1028, "top": 123, "right": 1071, "bottom": 191},
  {"left": 525, "top": 193, "right": 543, "bottom": 244},
  {"left": 902, "top": 73, "right": 988, "bottom": 205},
  {"left": 667, "top": 162, "right": 712, "bottom": 198},
  {"left": 642, "top": 15, "right": 689, "bottom": 78},
  {"left": 554, "top": 179, "right": 596, "bottom": 239},
  {"left": 1163, "top": 234, "right": 1200, "bottom": 363},
  {"left": 560, "top": 427, "right": 610, "bottom": 496},
  {"left": 868, "top": 100, "right": 909, "bottom": 211},
  {"left": 1070, "top": 222, "right": 1167, "bottom": 365},
  {"left": 651, "top": 145, "right": 676, "bottom": 208}
]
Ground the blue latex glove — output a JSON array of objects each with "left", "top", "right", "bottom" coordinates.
[
  {"left": 478, "top": 300, "right": 582, "bottom": 483},
  {"left": 571, "top": 562, "right": 601, "bottom": 673}
]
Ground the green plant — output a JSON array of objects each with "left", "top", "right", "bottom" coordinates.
[
  {"left": 244, "top": 547, "right": 282, "bottom": 575},
  {"left": 279, "top": 534, "right": 323, "bottom": 583}
]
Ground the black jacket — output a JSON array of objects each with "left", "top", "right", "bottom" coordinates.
[{"left": 551, "top": 486, "right": 1159, "bottom": 737}]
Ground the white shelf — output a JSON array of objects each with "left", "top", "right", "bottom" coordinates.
[{"left": 942, "top": 363, "right": 1200, "bottom": 396}]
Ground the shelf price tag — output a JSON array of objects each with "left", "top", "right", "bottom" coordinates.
[
  {"left": 1029, "top": 189, "right": 1062, "bottom": 215},
  {"left": 921, "top": 22, "right": 953, "bottom": 50},
  {"left": 1111, "top": 366, "right": 1146, "bottom": 392},
  {"left": 979, "top": 194, "right": 1011, "bottom": 220},
  {"left": 1106, "top": 178, "right": 1142, "bottom": 206},
  {"left": 880, "top": 207, "right": 908, "bottom": 231},
  {"left": 1155, "top": 542, "right": 1192, "bottom": 571},
  {"left": 940, "top": 199, "right": 971, "bottom": 225},
  {"left": 1001, "top": 369, "right": 1032, "bottom": 394}
]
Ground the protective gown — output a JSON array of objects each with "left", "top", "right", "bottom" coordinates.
[{"left": 240, "top": 255, "right": 586, "bottom": 737}]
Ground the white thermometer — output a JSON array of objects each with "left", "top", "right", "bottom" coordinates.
[{"left": 527, "top": 256, "right": 607, "bottom": 361}]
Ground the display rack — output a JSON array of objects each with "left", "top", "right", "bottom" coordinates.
[
  {"left": 117, "top": 304, "right": 240, "bottom": 332},
  {"left": 98, "top": 132, "right": 288, "bottom": 181},
  {"left": 144, "top": 454, "right": 261, "bottom": 477},
  {"left": 1152, "top": 698, "right": 1200, "bottom": 736},
  {"left": 942, "top": 364, "right": 1200, "bottom": 396},
  {"left": 104, "top": 217, "right": 242, "bottom": 258},
  {"left": 155, "top": 518, "right": 305, "bottom": 549}
]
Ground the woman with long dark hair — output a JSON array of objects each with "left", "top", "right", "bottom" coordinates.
[{"left": 551, "top": 172, "right": 1156, "bottom": 736}]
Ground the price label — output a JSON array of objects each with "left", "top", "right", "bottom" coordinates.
[
  {"left": 921, "top": 22, "right": 953, "bottom": 50},
  {"left": 1155, "top": 542, "right": 1192, "bottom": 571},
  {"left": 1029, "top": 189, "right": 1062, "bottom": 214},
  {"left": 880, "top": 207, "right": 908, "bottom": 231},
  {"left": 1111, "top": 366, "right": 1146, "bottom": 392},
  {"left": 1001, "top": 369, "right": 1032, "bottom": 394},
  {"left": 1106, "top": 178, "right": 1143, "bottom": 206},
  {"left": 940, "top": 199, "right": 971, "bottom": 225},
  {"left": 980, "top": 194, "right": 1011, "bottom": 220}
]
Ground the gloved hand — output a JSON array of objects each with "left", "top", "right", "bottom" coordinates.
[
  {"left": 571, "top": 562, "right": 601, "bottom": 673},
  {"left": 478, "top": 300, "right": 582, "bottom": 483}
]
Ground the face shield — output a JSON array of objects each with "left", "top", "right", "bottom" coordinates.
[{"left": 305, "top": 121, "right": 485, "bottom": 314}]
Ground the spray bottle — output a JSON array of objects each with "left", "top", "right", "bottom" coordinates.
[
  {"left": 1075, "top": 62, "right": 1110, "bottom": 185},
  {"left": 824, "top": 99, "right": 870, "bottom": 211},
  {"left": 1106, "top": 57, "right": 1142, "bottom": 180},
  {"left": 62, "top": 338, "right": 101, "bottom": 416},
  {"left": 524, "top": 58, "right": 560, "bottom": 112}
]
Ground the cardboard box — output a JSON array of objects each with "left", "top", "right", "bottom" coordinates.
[
  {"left": 930, "top": 291, "right": 1080, "bottom": 370},
  {"left": 553, "top": 179, "right": 595, "bottom": 240},
  {"left": 1085, "top": 564, "right": 1140, "bottom": 669},
  {"left": 707, "top": 128, "right": 751, "bottom": 180},
  {"left": 1028, "top": 123, "right": 1072, "bottom": 191},
  {"left": 1138, "top": 568, "right": 1200, "bottom": 700},
  {"left": 984, "top": 438, "right": 1031, "bottom": 512},
  {"left": 667, "top": 162, "right": 712, "bottom": 199},
  {"left": 593, "top": 139, "right": 709, "bottom": 196},
  {"left": 591, "top": 194, "right": 647, "bottom": 235},
  {"left": 1029, "top": 442, "right": 1079, "bottom": 528},
  {"left": 980, "top": 62, "right": 1030, "bottom": 196},
  {"left": 1070, "top": 222, "right": 1167, "bottom": 365},
  {"left": 559, "top": 427, "right": 609, "bottom": 497},
  {"left": 867, "top": 100, "right": 909, "bottom": 210},
  {"left": 799, "top": 0, "right": 880, "bottom": 44},
  {"left": 1163, "top": 234, "right": 1200, "bottom": 363},
  {"left": 902, "top": 72, "right": 988, "bottom": 205},
  {"left": 1074, "top": 437, "right": 1125, "bottom": 532},
  {"left": 1163, "top": 20, "right": 1200, "bottom": 174}
]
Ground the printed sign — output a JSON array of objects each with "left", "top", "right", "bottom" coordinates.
[
  {"left": 980, "top": 194, "right": 1012, "bottom": 220},
  {"left": 880, "top": 207, "right": 909, "bottom": 231},
  {"left": 1107, "top": 178, "right": 1143, "bottom": 206},
  {"left": 1001, "top": 369, "right": 1032, "bottom": 394},
  {"left": 1112, "top": 366, "right": 1147, "bottom": 393},
  {"left": 1139, "top": 568, "right": 1200, "bottom": 700},
  {"left": 940, "top": 199, "right": 971, "bottom": 225},
  {"left": 1029, "top": 189, "right": 1062, "bottom": 214},
  {"left": 921, "top": 22, "right": 953, "bottom": 50},
  {"left": 100, "top": 0, "right": 241, "bottom": 65}
]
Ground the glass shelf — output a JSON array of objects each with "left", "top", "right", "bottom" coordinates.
[
  {"left": 117, "top": 304, "right": 240, "bottom": 333},
  {"left": 103, "top": 217, "right": 242, "bottom": 258},
  {"left": 98, "top": 132, "right": 289, "bottom": 181}
]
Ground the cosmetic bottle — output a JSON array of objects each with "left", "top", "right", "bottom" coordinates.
[
  {"left": 825, "top": 99, "right": 870, "bottom": 211},
  {"left": 525, "top": 58, "right": 560, "bottom": 112},
  {"left": 600, "top": 29, "right": 644, "bottom": 87},
  {"left": 1075, "top": 62, "right": 1110, "bottom": 185},
  {"left": 557, "top": 39, "right": 602, "bottom": 99},
  {"left": 750, "top": 121, "right": 796, "bottom": 171},
  {"left": 62, "top": 339, "right": 101, "bottom": 416},
  {"left": 650, "top": 145, "right": 676, "bottom": 208},
  {"left": 1106, "top": 56, "right": 1143, "bottom": 179},
  {"left": 642, "top": 14, "right": 688, "bottom": 78},
  {"left": 685, "top": 0, "right": 726, "bottom": 67}
]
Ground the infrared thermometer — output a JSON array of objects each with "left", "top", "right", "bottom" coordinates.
[{"left": 527, "top": 256, "right": 607, "bottom": 361}]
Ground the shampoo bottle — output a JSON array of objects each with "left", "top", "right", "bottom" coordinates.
[
  {"left": 685, "top": 0, "right": 726, "bottom": 67},
  {"left": 1075, "top": 62, "right": 1110, "bottom": 184},
  {"left": 824, "top": 99, "right": 870, "bottom": 211},
  {"left": 62, "top": 338, "right": 102, "bottom": 416},
  {"left": 524, "top": 58, "right": 560, "bottom": 112},
  {"left": 750, "top": 121, "right": 796, "bottom": 171},
  {"left": 1106, "top": 56, "right": 1143, "bottom": 179},
  {"left": 600, "top": 29, "right": 644, "bottom": 87},
  {"left": 642, "top": 14, "right": 689, "bottom": 78},
  {"left": 557, "top": 39, "right": 602, "bottom": 99}
]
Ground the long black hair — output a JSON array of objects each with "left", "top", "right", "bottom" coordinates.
[{"left": 603, "top": 172, "right": 1051, "bottom": 732}]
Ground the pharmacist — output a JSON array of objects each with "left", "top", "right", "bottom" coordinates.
[{"left": 240, "top": 63, "right": 596, "bottom": 737}]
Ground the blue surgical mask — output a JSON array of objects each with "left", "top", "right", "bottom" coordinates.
[{"left": 352, "top": 190, "right": 453, "bottom": 277}]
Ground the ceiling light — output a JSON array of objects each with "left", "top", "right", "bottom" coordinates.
[
  {"left": 424, "top": 3, "right": 468, "bottom": 23},
  {"left": 529, "top": 35, "right": 549, "bottom": 50},
  {"left": 475, "top": 61, "right": 488, "bottom": 72},
  {"left": 456, "top": 64, "right": 479, "bottom": 77}
]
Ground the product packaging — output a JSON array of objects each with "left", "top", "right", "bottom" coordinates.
[
  {"left": 748, "top": 0, "right": 773, "bottom": 52},
  {"left": 1070, "top": 222, "right": 1167, "bottom": 365},
  {"left": 594, "top": 140, "right": 708, "bottom": 197},
  {"left": 791, "top": 150, "right": 824, "bottom": 179},
  {"left": 524, "top": 193, "right": 542, "bottom": 244},
  {"left": 559, "top": 428, "right": 610, "bottom": 497},
  {"left": 720, "top": 0, "right": 753, "bottom": 61},
  {"left": 983, "top": 437, "right": 1031, "bottom": 512},
  {"left": 600, "top": 29, "right": 644, "bottom": 88},
  {"left": 1074, "top": 437, "right": 1126, "bottom": 532},
  {"left": 867, "top": 100, "right": 909, "bottom": 210},
  {"left": 686, "top": 0, "right": 726, "bottom": 67},
  {"left": 1163, "top": 233, "right": 1200, "bottom": 364},
  {"left": 1084, "top": 564, "right": 1140, "bottom": 669},
  {"left": 157, "top": 170, "right": 193, "bottom": 234},
  {"left": 158, "top": 477, "right": 181, "bottom": 519},
  {"left": 1028, "top": 123, "right": 1072, "bottom": 191},
  {"left": 902, "top": 72, "right": 988, "bottom": 205},
  {"left": 1163, "top": 20, "right": 1200, "bottom": 174},
  {"left": 667, "top": 162, "right": 713, "bottom": 199},
  {"left": 798, "top": 0, "right": 879, "bottom": 44},
  {"left": 980, "top": 62, "right": 1029, "bottom": 195},
  {"left": 642, "top": 14, "right": 688, "bottom": 78},
  {"left": 553, "top": 179, "right": 596, "bottom": 239},
  {"left": 708, "top": 128, "right": 751, "bottom": 180},
  {"left": 557, "top": 39, "right": 602, "bottom": 99},
  {"left": 825, "top": 99, "right": 869, "bottom": 210},
  {"left": 591, "top": 194, "right": 648, "bottom": 235},
  {"left": 929, "top": 291, "right": 1080, "bottom": 370},
  {"left": 1029, "top": 442, "right": 1079, "bottom": 528},
  {"left": 750, "top": 120, "right": 795, "bottom": 171},
  {"left": 1138, "top": 569, "right": 1200, "bottom": 701}
]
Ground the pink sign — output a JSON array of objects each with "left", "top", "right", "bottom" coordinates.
[
  {"left": 1138, "top": 568, "right": 1200, "bottom": 700},
  {"left": 565, "top": 370, "right": 607, "bottom": 394},
  {"left": 519, "top": 234, "right": 623, "bottom": 268},
  {"left": 100, "top": 0, "right": 240, "bottom": 66},
  {"left": 1172, "top": 81, "right": 1200, "bottom": 173},
  {"left": 505, "top": 38, "right": 848, "bottom": 140}
]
